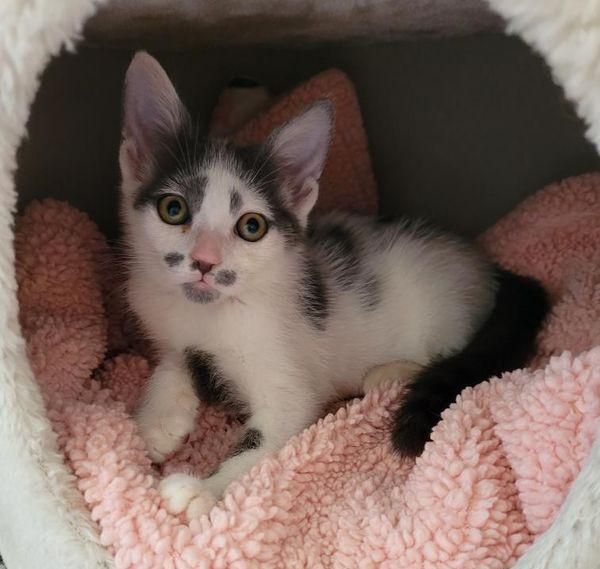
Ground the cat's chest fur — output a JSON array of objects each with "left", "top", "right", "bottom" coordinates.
[{"left": 132, "top": 279, "right": 295, "bottom": 378}]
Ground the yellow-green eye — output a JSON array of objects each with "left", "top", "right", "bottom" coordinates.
[
  {"left": 236, "top": 212, "right": 268, "bottom": 242},
  {"left": 157, "top": 195, "right": 189, "bottom": 225}
]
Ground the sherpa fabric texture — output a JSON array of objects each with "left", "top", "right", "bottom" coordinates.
[
  {"left": 0, "top": 1, "right": 114, "bottom": 568},
  {"left": 13, "top": 173, "right": 600, "bottom": 569}
]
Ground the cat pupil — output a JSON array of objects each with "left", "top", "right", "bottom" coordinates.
[
  {"left": 168, "top": 201, "right": 181, "bottom": 217},
  {"left": 246, "top": 218, "right": 259, "bottom": 233}
]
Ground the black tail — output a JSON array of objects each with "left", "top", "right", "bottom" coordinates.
[{"left": 392, "top": 268, "right": 550, "bottom": 457}]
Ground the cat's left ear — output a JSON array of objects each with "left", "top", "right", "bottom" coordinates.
[{"left": 268, "top": 101, "right": 333, "bottom": 226}]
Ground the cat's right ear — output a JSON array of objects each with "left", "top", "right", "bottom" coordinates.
[
  {"left": 267, "top": 102, "right": 333, "bottom": 227},
  {"left": 120, "top": 51, "right": 188, "bottom": 187}
]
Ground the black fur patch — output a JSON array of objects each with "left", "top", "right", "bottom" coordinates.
[
  {"left": 185, "top": 348, "right": 246, "bottom": 417},
  {"left": 392, "top": 267, "right": 550, "bottom": 457},
  {"left": 299, "top": 260, "right": 329, "bottom": 330},
  {"left": 229, "top": 189, "right": 242, "bottom": 215},
  {"left": 309, "top": 222, "right": 360, "bottom": 290},
  {"left": 229, "top": 428, "right": 262, "bottom": 457},
  {"left": 164, "top": 252, "right": 184, "bottom": 267},
  {"left": 215, "top": 270, "right": 237, "bottom": 286},
  {"left": 317, "top": 223, "right": 355, "bottom": 258}
]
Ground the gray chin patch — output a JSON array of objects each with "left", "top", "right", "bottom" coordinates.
[{"left": 182, "top": 283, "right": 220, "bottom": 304}]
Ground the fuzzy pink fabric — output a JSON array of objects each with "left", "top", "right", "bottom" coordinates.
[{"left": 14, "top": 173, "right": 600, "bottom": 569}]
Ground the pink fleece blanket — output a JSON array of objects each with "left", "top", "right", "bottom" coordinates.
[{"left": 15, "top": 174, "right": 600, "bottom": 568}]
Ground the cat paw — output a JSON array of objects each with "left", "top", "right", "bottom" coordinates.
[
  {"left": 159, "top": 473, "right": 217, "bottom": 520},
  {"left": 362, "top": 360, "right": 423, "bottom": 394},
  {"left": 136, "top": 411, "right": 195, "bottom": 463}
]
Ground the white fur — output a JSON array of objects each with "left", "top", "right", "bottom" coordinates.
[{"left": 362, "top": 359, "right": 424, "bottom": 393}]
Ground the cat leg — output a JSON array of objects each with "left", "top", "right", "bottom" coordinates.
[
  {"left": 159, "top": 388, "right": 319, "bottom": 520},
  {"left": 136, "top": 353, "right": 199, "bottom": 463},
  {"left": 362, "top": 359, "right": 423, "bottom": 394}
]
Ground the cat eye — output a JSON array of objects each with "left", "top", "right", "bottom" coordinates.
[
  {"left": 236, "top": 212, "right": 268, "bottom": 242},
  {"left": 157, "top": 194, "right": 189, "bottom": 225}
]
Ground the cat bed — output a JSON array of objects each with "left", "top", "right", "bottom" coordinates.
[
  {"left": 1, "top": 1, "right": 600, "bottom": 568},
  {"left": 11, "top": 173, "right": 600, "bottom": 569}
]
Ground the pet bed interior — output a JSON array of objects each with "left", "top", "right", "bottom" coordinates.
[{"left": 3, "top": 1, "right": 600, "bottom": 568}]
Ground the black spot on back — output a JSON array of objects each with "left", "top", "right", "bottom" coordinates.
[
  {"left": 309, "top": 218, "right": 381, "bottom": 311},
  {"left": 229, "top": 428, "right": 262, "bottom": 457},
  {"left": 314, "top": 224, "right": 355, "bottom": 256},
  {"left": 185, "top": 348, "right": 247, "bottom": 418},
  {"left": 309, "top": 222, "right": 360, "bottom": 290},
  {"left": 299, "top": 259, "right": 329, "bottom": 330}
]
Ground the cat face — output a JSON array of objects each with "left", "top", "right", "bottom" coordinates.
[
  {"left": 119, "top": 52, "right": 333, "bottom": 305},
  {"left": 126, "top": 142, "right": 302, "bottom": 304}
]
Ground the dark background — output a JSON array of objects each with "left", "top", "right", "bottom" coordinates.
[{"left": 17, "top": 34, "right": 600, "bottom": 239}]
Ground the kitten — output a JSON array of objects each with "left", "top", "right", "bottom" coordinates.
[{"left": 120, "top": 52, "right": 549, "bottom": 520}]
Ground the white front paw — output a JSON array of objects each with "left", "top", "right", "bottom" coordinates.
[
  {"left": 159, "top": 473, "right": 217, "bottom": 520},
  {"left": 137, "top": 411, "right": 195, "bottom": 463}
]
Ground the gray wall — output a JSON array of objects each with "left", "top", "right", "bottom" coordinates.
[{"left": 17, "top": 34, "right": 600, "bottom": 239}]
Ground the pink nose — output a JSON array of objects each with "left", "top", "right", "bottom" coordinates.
[
  {"left": 190, "top": 234, "right": 222, "bottom": 274},
  {"left": 191, "top": 259, "right": 214, "bottom": 274}
]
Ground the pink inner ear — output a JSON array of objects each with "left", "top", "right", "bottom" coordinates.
[
  {"left": 290, "top": 182, "right": 314, "bottom": 208},
  {"left": 270, "top": 103, "right": 333, "bottom": 188},
  {"left": 123, "top": 139, "right": 143, "bottom": 182}
]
